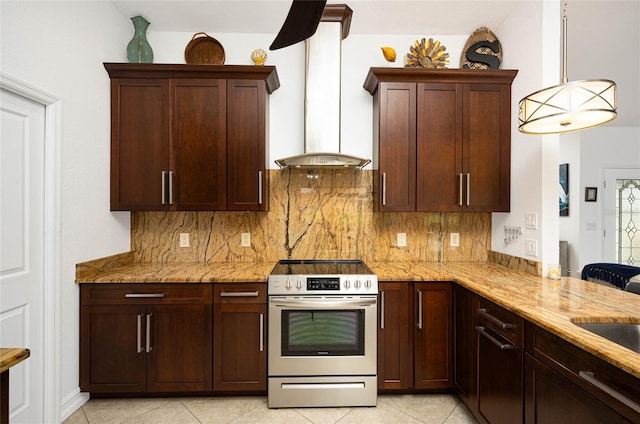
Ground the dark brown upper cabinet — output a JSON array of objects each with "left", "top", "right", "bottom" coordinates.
[
  {"left": 105, "top": 64, "right": 279, "bottom": 211},
  {"left": 364, "top": 68, "right": 517, "bottom": 212}
]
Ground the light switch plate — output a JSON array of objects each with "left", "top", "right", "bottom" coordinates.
[
  {"left": 241, "top": 232, "right": 251, "bottom": 247},
  {"left": 450, "top": 233, "right": 460, "bottom": 247},
  {"left": 397, "top": 233, "right": 407, "bottom": 247},
  {"left": 525, "top": 213, "right": 538, "bottom": 230},
  {"left": 525, "top": 239, "right": 538, "bottom": 257}
]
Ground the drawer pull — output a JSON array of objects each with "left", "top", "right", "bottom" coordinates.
[
  {"left": 382, "top": 172, "right": 387, "bottom": 206},
  {"left": 579, "top": 371, "right": 640, "bottom": 414},
  {"left": 220, "top": 291, "right": 259, "bottom": 297},
  {"left": 125, "top": 293, "right": 166, "bottom": 298},
  {"left": 477, "top": 326, "right": 518, "bottom": 350},
  {"left": 478, "top": 307, "right": 515, "bottom": 329}
]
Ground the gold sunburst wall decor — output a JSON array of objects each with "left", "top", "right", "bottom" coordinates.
[
  {"left": 405, "top": 38, "right": 449, "bottom": 69},
  {"left": 460, "top": 27, "right": 503, "bottom": 70}
]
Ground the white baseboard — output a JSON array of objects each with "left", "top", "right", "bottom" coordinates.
[{"left": 60, "top": 388, "right": 89, "bottom": 422}]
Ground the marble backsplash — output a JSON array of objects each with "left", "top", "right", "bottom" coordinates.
[{"left": 131, "top": 169, "right": 492, "bottom": 263}]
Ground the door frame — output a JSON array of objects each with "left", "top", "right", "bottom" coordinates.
[
  {"left": 602, "top": 167, "right": 640, "bottom": 264},
  {"left": 1, "top": 72, "right": 61, "bottom": 422}
]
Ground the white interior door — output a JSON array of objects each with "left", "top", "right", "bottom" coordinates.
[
  {"left": 0, "top": 89, "right": 45, "bottom": 423},
  {"left": 603, "top": 168, "right": 640, "bottom": 264}
]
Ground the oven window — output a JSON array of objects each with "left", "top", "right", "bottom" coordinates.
[{"left": 281, "top": 310, "right": 364, "bottom": 356}]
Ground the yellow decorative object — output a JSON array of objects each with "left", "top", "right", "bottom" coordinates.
[
  {"left": 405, "top": 38, "right": 449, "bottom": 69},
  {"left": 381, "top": 47, "right": 396, "bottom": 62},
  {"left": 251, "top": 48, "right": 267, "bottom": 66}
]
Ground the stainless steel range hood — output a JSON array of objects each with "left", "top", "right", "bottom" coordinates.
[{"left": 275, "top": 4, "right": 370, "bottom": 169}]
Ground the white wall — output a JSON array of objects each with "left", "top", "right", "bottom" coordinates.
[
  {"left": 491, "top": 0, "right": 557, "bottom": 271},
  {"left": 577, "top": 126, "right": 640, "bottom": 270},
  {"left": 559, "top": 132, "right": 581, "bottom": 276},
  {"left": 1, "top": 1, "right": 131, "bottom": 421}
]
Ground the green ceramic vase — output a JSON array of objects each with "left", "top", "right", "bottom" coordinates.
[{"left": 127, "top": 16, "right": 153, "bottom": 63}]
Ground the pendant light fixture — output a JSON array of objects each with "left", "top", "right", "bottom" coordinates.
[{"left": 518, "top": 1, "right": 617, "bottom": 134}]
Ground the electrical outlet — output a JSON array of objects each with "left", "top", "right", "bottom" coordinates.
[
  {"left": 179, "top": 233, "right": 189, "bottom": 248},
  {"left": 450, "top": 233, "right": 460, "bottom": 247},
  {"left": 525, "top": 239, "right": 538, "bottom": 257},
  {"left": 241, "top": 232, "right": 251, "bottom": 247},
  {"left": 397, "top": 233, "right": 407, "bottom": 247}
]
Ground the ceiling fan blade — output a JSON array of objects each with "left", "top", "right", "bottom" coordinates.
[{"left": 269, "top": 0, "right": 327, "bottom": 50}]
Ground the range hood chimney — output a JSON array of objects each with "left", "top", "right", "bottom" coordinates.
[{"left": 275, "top": 4, "right": 371, "bottom": 169}]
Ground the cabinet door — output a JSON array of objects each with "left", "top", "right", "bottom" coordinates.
[
  {"left": 377, "top": 282, "right": 412, "bottom": 390},
  {"left": 213, "top": 302, "right": 267, "bottom": 392},
  {"left": 80, "top": 305, "right": 147, "bottom": 392},
  {"left": 172, "top": 79, "right": 227, "bottom": 210},
  {"left": 463, "top": 83, "right": 511, "bottom": 212},
  {"left": 110, "top": 79, "right": 169, "bottom": 211},
  {"left": 416, "top": 83, "right": 463, "bottom": 211},
  {"left": 524, "top": 355, "right": 623, "bottom": 424},
  {"left": 146, "top": 304, "right": 213, "bottom": 392},
  {"left": 453, "top": 284, "right": 477, "bottom": 408},
  {"left": 376, "top": 82, "right": 416, "bottom": 211},
  {"left": 414, "top": 282, "right": 453, "bottom": 389},
  {"left": 227, "top": 79, "right": 268, "bottom": 211},
  {"left": 477, "top": 325, "right": 523, "bottom": 424}
]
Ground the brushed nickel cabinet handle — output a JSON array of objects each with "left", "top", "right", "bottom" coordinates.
[
  {"left": 579, "top": 371, "right": 640, "bottom": 414},
  {"left": 161, "top": 171, "right": 167, "bottom": 205},
  {"left": 477, "top": 325, "right": 518, "bottom": 350},
  {"left": 382, "top": 172, "right": 387, "bottom": 206},
  {"left": 466, "top": 173, "right": 470, "bottom": 206},
  {"left": 136, "top": 314, "right": 143, "bottom": 353},
  {"left": 380, "top": 291, "right": 385, "bottom": 330},
  {"left": 220, "top": 291, "right": 260, "bottom": 297},
  {"left": 259, "top": 313, "right": 265, "bottom": 352},
  {"left": 168, "top": 171, "right": 174, "bottom": 205},
  {"left": 417, "top": 290, "right": 423, "bottom": 330},
  {"left": 125, "top": 293, "right": 166, "bottom": 298},
  {"left": 258, "top": 170, "right": 263, "bottom": 204},
  {"left": 145, "top": 313, "right": 152, "bottom": 353},
  {"left": 478, "top": 308, "right": 515, "bottom": 329},
  {"left": 458, "top": 173, "right": 463, "bottom": 206}
]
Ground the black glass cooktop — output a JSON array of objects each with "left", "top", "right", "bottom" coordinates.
[{"left": 271, "top": 260, "right": 373, "bottom": 276}]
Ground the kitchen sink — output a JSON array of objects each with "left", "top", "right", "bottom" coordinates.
[{"left": 574, "top": 322, "right": 640, "bottom": 354}]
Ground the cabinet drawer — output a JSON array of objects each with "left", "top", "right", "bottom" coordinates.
[
  {"left": 214, "top": 283, "right": 266, "bottom": 304},
  {"left": 81, "top": 284, "right": 212, "bottom": 305},
  {"left": 477, "top": 297, "right": 524, "bottom": 346},
  {"left": 526, "top": 323, "right": 640, "bottom": 423}
]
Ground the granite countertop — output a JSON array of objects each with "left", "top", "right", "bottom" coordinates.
[
  {"left": 76, "top": 254, "right": 640, "bottom": 379},
  {"left": 0, "top": 348, "right": 30, "bottom": 374},
  {"left": 368, "top": 261, "right": 640, "bottom": 380}
]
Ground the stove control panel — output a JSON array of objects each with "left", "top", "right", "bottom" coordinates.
[{"left": 268, "top": 274, "right": 378, "bottom": 295}]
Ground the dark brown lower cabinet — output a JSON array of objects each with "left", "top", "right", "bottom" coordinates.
[
  {"left": 526, "top": 323, "right": 640, "bottom": 424},
  {"left": 80, "top": 284, "right": 212, "bottom": 393},
  {"left": 213, "top": 284, "right": 267, "bottom": 392},
  {"left": 414, "top": 282, "right": 453, "bottom": 389},
  {"left": 377, "top": 281, "right": 453, "bottom": 391},
  {"left": 377, "top": 282, "right": 413, "bottom": 390},
  {"left": 453, "top": 284, "right": 477, "bottom": 407},
  {"left": 524, "top": 354, "right": 624, "bottom": 424},
  {"left": 475, "top": 297, "right": 524, "bottom": 424}
]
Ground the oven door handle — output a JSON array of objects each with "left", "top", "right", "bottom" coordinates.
[{"left": 270, "top": 297, "right": 377, "bottom": 308}]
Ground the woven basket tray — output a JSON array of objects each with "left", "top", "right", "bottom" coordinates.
[{"left": 185, "top": 32, "right": 225, "bottom": 65}]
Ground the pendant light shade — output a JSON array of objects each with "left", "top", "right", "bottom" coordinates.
[
  {"left": 518, "top": 79, "right": 617, "bottom": 134},
  {"left": 518, "top": 1, "right": 617, "bottom": 134}
]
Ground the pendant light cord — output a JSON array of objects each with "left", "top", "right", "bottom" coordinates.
[{"left": 562, "top": 0, "right": 568, "bottom": 84}]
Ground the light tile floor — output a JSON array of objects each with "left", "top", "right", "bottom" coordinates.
[{"left": 63, "top": 394, "right": 478, "bottom": 424}]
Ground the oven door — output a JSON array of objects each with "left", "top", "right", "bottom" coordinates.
[{"left": 268, "top": 295, "right": 377, "bottom": 377}]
